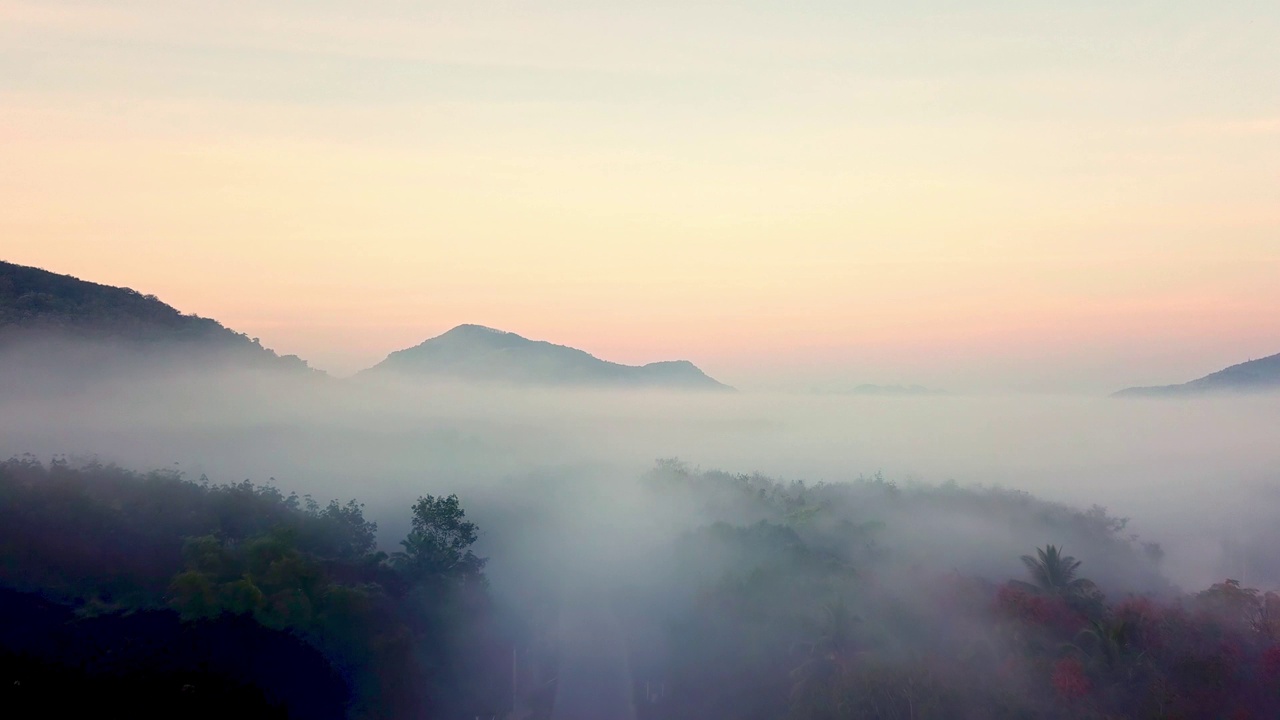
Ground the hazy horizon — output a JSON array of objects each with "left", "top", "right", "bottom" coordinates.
[
  {"left": 5, "top": 0, "right": 1278, "bottom": 392},
  {"left": 3, "top": 360, "right": 1278, "bottom": 592},
  {"left": 7, "top": 4, "right": 1280, "bottom": 717},
  {"left": 3, "top": 256, "right": 1278, "bottom": 395}
]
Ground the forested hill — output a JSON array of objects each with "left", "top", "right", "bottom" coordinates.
[
  {"left": 362, "top": 323, "right": 732, "bottom": 390},
  {"left": 0, "top": 260, "right": 315, "bottom": 375},
  {"left": 1114, "top": 352, "right": 1280, "bottom": 397},
  {"left": 0, "top": 458, "right": 500, "bottom": 718}
]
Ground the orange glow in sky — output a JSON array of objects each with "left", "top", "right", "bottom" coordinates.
[{"left": 3, "top": 1, "right": 1278, "bottom": 390}]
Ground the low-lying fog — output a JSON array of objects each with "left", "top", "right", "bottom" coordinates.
[{"left": 3, "top": 370, "right": 1278, "bottom": 591}]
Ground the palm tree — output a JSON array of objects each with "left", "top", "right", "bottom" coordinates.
[
  {"left": 1016, "top": 545, "right": 1096, "bottom": 598},
  {"left": 1069, "top": 617, "right": 1135, "bottom": 668}
]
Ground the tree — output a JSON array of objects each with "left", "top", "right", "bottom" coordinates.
[
  {"left": 1071, "top": 617, "right": 1135, "bottom": 671},
  {"left": 1196, "top": 579, "right": 1263, "bottom": 633},
  {"left": 393, "top": 494, "right": 486, "bottom": 584},
  {"left": 1016, "top": 545, "right": 1096, "bottom": 599}
]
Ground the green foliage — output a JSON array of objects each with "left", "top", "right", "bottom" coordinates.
[
  {"left": 0, "top": 457, "right": 501, "bottom": 719},
  {"left": 393, "top": 493, "right": 486, "bottom": 584}
]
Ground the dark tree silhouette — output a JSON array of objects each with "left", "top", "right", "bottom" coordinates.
[
  {"left": 393, "top": 494, "right": 486, "bottom": 584},
  {"left": 1016, "top": 545, "right": 1096, "bottom": 599}
]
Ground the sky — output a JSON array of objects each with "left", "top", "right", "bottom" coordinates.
[{"left": 2, "top": 0, "right": 1278, "bottom": 391}]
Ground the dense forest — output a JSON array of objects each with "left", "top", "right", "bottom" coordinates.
[
  {"left": 618, "top": 462, "right": 1280, "bottom": 720},
  {"left": 4, "top": 456, "right": 1279, "bottom": 718},
  {"left": 0, "top": 457, "right": 507, "bottom": 718}
]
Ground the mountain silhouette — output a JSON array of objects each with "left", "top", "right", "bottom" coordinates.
[
  {"left": 362, "top": 324, "right": 731, "bottom": 390},
  {"left": 0, "top": 260, "right": 316, "bottom": 379},
  {"left": 1113, "top": 352, "right": 1280, "bottom": 397}
]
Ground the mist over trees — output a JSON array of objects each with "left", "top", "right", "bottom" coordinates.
[
  {"left": 613, "top": 463, "right": 1280, "bottom": 719},
  {"left": 6, "top": 455, "right": 1280, "bottom": 719},
  {"left": 5, "top": 259, "right": 1280, "bottom": 718}
]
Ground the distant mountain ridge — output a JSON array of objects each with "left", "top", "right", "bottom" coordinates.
[
  {"left": 1114, "top": 352, "right": 1280, "bottom": 397},
  {"left": 0, "top": 260, "right": 315, "bottom": 375},
  {"left": 362, "top": 324, "right": 732, "bottom": 390}
]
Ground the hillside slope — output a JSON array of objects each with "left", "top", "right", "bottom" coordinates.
[
  {"left": 1114, "top": 352, "right": 1280, "bottom": 397},
  {"left": 362, "top": 324, "right": 731, "bottom": 390},
  {"left": 0, "top": 260, "right": 315, "bottom": 376}
]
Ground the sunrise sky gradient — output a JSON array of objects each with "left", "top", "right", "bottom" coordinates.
[{"left": 3, "top": 1, "right": 1278, "bottom": 390}]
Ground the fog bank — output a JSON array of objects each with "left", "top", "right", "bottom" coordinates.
[{"left": 3, "top": 369, "right": 1277, "bottom": 591}]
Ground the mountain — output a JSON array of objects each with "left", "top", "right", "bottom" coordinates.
[
  {"left": 0, "top": 260, "right": 316, "bottom": 377},
  {"left": 1113, "top": 352, "right": 1280, "bottom": 397},
  {"left": 362, "top": 324, "right": 732, "bottom": 390}
]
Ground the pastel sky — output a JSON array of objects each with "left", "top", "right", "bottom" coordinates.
[{"left": 3, "top": 1, "right": 1278, "bottom": 391}]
